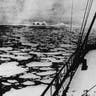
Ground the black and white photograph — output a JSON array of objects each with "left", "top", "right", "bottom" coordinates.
[{"left": 0, "top": 0, "right": 96, "bottom": 96}]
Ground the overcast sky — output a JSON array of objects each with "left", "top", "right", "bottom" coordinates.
[{"left": 0, "top": 0, "right": 96, "bottom": 26}]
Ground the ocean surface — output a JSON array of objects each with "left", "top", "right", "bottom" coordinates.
[{"left": 0, "top": 25, "right": 95, "bottom": 96}]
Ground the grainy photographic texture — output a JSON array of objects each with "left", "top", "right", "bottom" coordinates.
[{"left": 0, "top": 0, "right": 96, "bottom": 96}]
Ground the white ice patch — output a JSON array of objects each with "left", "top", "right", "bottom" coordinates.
[
  {"left": 41, "top": 78, "right": 53, "bottom": 84},
  {"left": 0, "top": 54, "right": 14, "bottom": 58},
  {"left": 27, "top": 62, "right": 52, "bottom": 67},
  {"left": 23, "top": 43, "right": 38, "bottom": 47},
  {"left": 9, "top": 51, "right": 21, "bottom": 53},
  {"left": 20, "top": 73, "right": 40, "bottom": 79},
  {"left": 0, "top": 57, "right": 11, "bottom": 61},
  {"left": 22, "top": 42, "right": 34, "bottom": 46},
  {"left": 36, "top": 71, "right": 56, "bottom": 76},
  {"left": 11, "top": 52, "right": 28, "bottom": 56},
  {"left": 43, "top": 52, "right": 63, "bottom": 56},
  {"left": 2, "top": 82, "right": 11, "bottom": 86},
  {"left": 20, "top": 48, "right": 31, "bottom": 52},
  {"left": 39, "top": 67, "right": 53, "bottom": 71},
  {"left": 50, "top": 48, "right": 66, "bottom": 52},
  {"left": 23, "top": 81, "right": 35, "bottom": 85},
  {"left": 12, "top": 55, "right": 31, "bottom": 61},
  {"left": 0, "top": 47, "right": 13, "bottom": 51},
  {"left": 60, "top": 44, "right": 76, "bottom": 48},
  {"left": 29, "top": 51, "right": 44, "bottom": 57},
  {"left": 7, "top": 80, "right": 18, "bottom": 83},
  {"left": 0, "top": 62, "right": 26, "bottom": 77},
  {"left": 41, "top": 57, "right": 63, "bottom": 63},
  {"left": 4, "top": 85, "right": 47, "bottom": 96},
  {"left": 0, "top": 53, "right": 31, "bottom": 61}
]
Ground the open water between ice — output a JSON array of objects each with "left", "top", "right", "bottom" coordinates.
[
  {"left": 0, "top": 26, "right": 77, "bottom": 96},
  {"left": 2, "top": 26, "right": 96, "bottom": 96}
]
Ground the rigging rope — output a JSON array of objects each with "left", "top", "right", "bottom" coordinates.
[
  {"left": 78, "top": 0, "right": 93, "bottom": 47},
  {"left": 81, "top": 84, "right": 96, "bottom": 96},
  {"left": 81, "top": 0, "right": 93, "bottom": 37},
  {"left": 80, "top": 0, "right": 90, "bottom": 32},
  {"left": 79, "top": 0, "right": 90, "bottom": 36},
  {"left": 70, "top": 0, "right": 73, "bottom": 32}
]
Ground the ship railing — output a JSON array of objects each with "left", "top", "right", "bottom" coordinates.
[{"left": 41, "top": 52, "right": 76, "bottom": 96}]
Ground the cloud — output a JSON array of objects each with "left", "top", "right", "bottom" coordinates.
[{"left": 0, "top": 0, "right": 96, "bottom": 26}]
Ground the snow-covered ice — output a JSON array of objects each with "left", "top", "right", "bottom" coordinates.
[
  {"left": 36, "top": 70, "right": 56, "bottom": 76},
  {"left": 26, "top": 61, "right": 52, "bottom": 67},
  {"left": 0, "top": 62, "right": 26, "bottom": 77},
  {"left": 3, "top": 85, "right": 47, "bottom": 96},
  {"left": 0, "top": 47, "right": 13, "bottom": 51},
  {"left": 19, "top": 73, "right": 40, "bottom": 79}
]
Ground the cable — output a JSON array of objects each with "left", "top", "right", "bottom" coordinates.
[
  {"left": 80, "top": 0, "right": 90, "bottom": 34},
  {"left": 77, "top": 0, "right": 90, "bottom": 48},
  {"left": 82, "top": 83, "right": 96, "bottom": 96},
  {"left": 70, "top": 0, "right": 74, "bottom": 32},
  {"left": 77, "top": 0, "right": 93, "bottom": 47},
  {"left": 81, "top": 0, "right": 93, "bottom": 38},
  {"left": 78, "top": 0, "right": 90, "bottom": 44}
]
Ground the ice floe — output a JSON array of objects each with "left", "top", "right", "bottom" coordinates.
[
  {"left": 7, "top": 80, "right": 18, "bottom": 83},
  {"left": 10, "top": 52, "right": 28, "bottom": 56},
  {"left": 36, "top": 71, "right": 56, "bottom": 76},
  {"left": 4, "top": 85, "right": 47, "bottom": 96},
  {"left": 12, "top": 55, "right": 31, "bottom": 61},
  {"left": 20, "top": 73, "right": 40, "bottom": 79},
  {"left": 0, "top": 57, "right": 11, "bottom": 61},
  {"left": 0, "top": 47, "right": 13, "bottom": 51},
  {"left": 23, "top": 81, "right": 35, "bottom": 85},
  {"left": 29, "top": 51, "right": 44, "bottom": 57},
  {"left": 0, "top": 62, "right": 26, "bottom": 77},
  {"left": 2, "top": 82, "right": 11, "bottom": 86},
  {"left": 26, "top": 62, "right": 52, "bottom": 67}
]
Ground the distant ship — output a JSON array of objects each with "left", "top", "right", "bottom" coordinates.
[
  {"left": 31, "top": 21, "right": 70, "bottom": 29},
  {"left": 31, "top": 21, "right": 50, "bottom": 28},
  {"left": 32, "top": 21, "right": 47, "bottom": 26}
]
